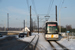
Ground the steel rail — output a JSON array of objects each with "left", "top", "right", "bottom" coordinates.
[
  {"left": 55, "top": 41, "right": 69, "bottom": 50},
  {"left": 23, "top": 35, "right": 37, "bottom": 50},
  {"left": 34, "top": 35, "right": 39, "bottom": 50},
  {"left": 49, "top": 41, "right": 56, "bottom": 50}
]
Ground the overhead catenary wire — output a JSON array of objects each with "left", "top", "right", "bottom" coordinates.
[
  {"left": 31, "top": 0, "right": 39, "bottom": 31},
  {"left": 47, "top": 0, "right": 52, "bottom": 15},
  {"left": 47, "top": 0, "right": 54, "bottom": 16},
  {"left": 31, "top": 0, "right": 38, "bottom": 16},
  {"left": 58, "top": 0, "right": 65, "bottom": 9},
  {"left": 26, "top": 0, "right": 30, "bottom": 13},
  {"left": 41, "top": 0, "right": 54, "bottom": 28},
  {"left": 26, "top": 0, "right": 37, "bottom": 15},
  {"left": 60, "top": 0, "right": 64, "bottom": 8}
]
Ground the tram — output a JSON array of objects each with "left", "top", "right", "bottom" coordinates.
[{"left": 45, "top": 21, "right": 59, "bottom": 40}]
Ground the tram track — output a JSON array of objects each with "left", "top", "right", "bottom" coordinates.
[
  {"left": 49, "top": 41, "right": 69, "bottom": 50},
  {"left": 49, "top": 41, "right": 56, "bottom": 50},
  {"left": 23, "top": 35, "right": 39, "bottom": 50},
  {"left": 55, "top": 41, "right": 69, "bottom": 50}
]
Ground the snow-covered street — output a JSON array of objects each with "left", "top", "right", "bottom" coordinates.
[
  {"left": 33, "top": 33, "right": 75, "bottom": 50},
  {"left": 17, "top": 33, "right": 53, "bottom": 50},
  {"left": 1, "top": 33, "right": 75, "bottom": 50},
  {"left": 14, "top": 33, "right": 75, "bottom": 50}
]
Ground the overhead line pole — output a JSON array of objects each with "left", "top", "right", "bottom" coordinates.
[
  {"left": 7, "top": 13, "right": 9, "bottom": 31},
  {"left": 55, "top": 5, "right": 57, "bottom": 21},
  {"left": 37, "top": 16, "right": 39, "bottom": 34},
  {"left": 30, "top": 6, "right": 31, "bottom": 36},
  {"left": 24, "top": 20, "right": 25, "bottom": 33}
]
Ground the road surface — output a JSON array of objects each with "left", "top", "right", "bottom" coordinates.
[{"left": 0, "top": 36, "right": 33, "bottom": 50}]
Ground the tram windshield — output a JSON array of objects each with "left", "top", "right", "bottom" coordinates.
[{"left": 47, "top": 24, "right": 58, "bottom": 33}]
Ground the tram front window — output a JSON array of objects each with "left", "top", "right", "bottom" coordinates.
[{"left": 47, "top": 24, "right": 58, "bottom": 33}]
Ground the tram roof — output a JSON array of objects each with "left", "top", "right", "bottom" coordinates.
[{"left": 46, "top": 21, "right": 57, "bottom": 23}]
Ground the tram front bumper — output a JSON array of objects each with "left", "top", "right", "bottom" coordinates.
[{"left": 45, "top": 38, "right": 59, "bottom": 40}]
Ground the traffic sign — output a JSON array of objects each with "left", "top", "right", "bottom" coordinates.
[{"left": 67, "top": 31, "right": 70, "bottom": 33}]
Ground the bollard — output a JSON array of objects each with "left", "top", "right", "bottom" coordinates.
[
  {"left": 72, "top": 32, "right": 73, "bottom": 39},
  {"left": 68, "top": 33, "right": 69, "bottom": 41},
  {"left": 26, "top": 32, "right": 30, "bottom": 37},
  {"left": 67, "top": 31, "right": 70, "bottom": 41}
]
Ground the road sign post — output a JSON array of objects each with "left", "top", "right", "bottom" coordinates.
[{"left": 67, "top": 31, "right": 70, "bottom": 41}]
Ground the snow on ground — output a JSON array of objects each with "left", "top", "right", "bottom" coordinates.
[
  {"left": 37, "top": 33, "right": 52, "bottom": 50},
  {"left": 32, "top": 33, "right": 75, "bottom": 50},
  {"left": 18, "top": 35, "right": 35, "bottom": 42},
  {"left": 50, "top": 41, "right": 63, "bottom": 50},
  {"left": 15, "top": 32, "right": 75, "bottom": 50},
  {"left": 31, "top": 35, "right": 38, "bottom": 47},
  {"left": 0, "top": 35, "right": 8, "bottom": 39},
  {"left": 32, "top": 32, "right": 39, "bottom": 35},
  {"left": 1, "top": 32, "right": 75, "bottom": 50},
  {"left": 58, "top": 37, "right": 75, "bottom": 50},
  {"left": 17, "top": 33, "right": 52, "bottom": 50}
]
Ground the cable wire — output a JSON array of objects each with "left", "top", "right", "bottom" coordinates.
[
  {"left": 47, "top": 0, "right": 54, "bottom": 16},
  {"left": 31, "top": 0, "right": 38, "bottom": 16},
  {"left": 47, "top": 0, "right": 52, "bottom": 15},
  {"left": 59, "top": 0, "right": 64, "bottom": 8},
  {"left": 61, "top": 0, "right": 64, "bottom": 8},
  {"left": 26, "top": 0, "right": 30, "bottom": 13}
]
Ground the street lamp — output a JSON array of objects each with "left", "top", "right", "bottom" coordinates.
[{"left": 59, "top": 7, "right": 67, "bottom": 34}]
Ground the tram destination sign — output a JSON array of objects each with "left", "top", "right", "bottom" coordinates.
[{"left": 48, "top": 24, "right": 56, "bottom": 26}]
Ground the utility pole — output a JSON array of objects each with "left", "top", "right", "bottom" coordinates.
[
  {"left": 30, "top": 6, "right": 31, "bottom": 36},
  {"left": 7, "top": 13, "right": 9, "bottom": 31},
  {"left": 37, "top": 16, "right": 39, "bottom": 34},
  {"left": 55, "top": 5, "right": 57, "bottom": 21},
  {"left": 24, "top": 20, "right": 25, "bottom": 33}
]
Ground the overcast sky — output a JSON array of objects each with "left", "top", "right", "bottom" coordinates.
[{"left": 0, "top": 0, "right": 75, "bottom": 28}]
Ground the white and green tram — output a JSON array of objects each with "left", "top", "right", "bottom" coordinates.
[{"left": 45, "top": 21, "right": 59, "bottom": 40}]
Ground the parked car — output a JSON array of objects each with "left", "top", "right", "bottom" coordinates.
[
  {"left": 0, "top": 34, "right": 3, "bottom": 37},
  {"left": 19, "top": 33, "right": 26, "bottom": 38}
]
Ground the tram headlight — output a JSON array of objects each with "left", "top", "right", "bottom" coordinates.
[
  {"left": 55, "top": 35, "right": 58, "bottom": 38},
  {"left": 45, "top": 34, "right": 51, "bottom": 38},
  {"left": 54, "top": 34, "right": 58, "bottom": 38},
  {"left": 45, "top": 35, "right": 48, "bottom": 38},
  {"left": 45, "top": 35, "right": 47, "bottom": 37}
]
